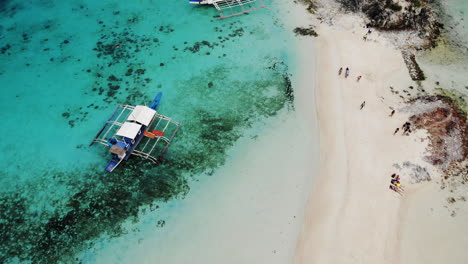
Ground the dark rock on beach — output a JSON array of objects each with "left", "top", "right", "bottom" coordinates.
[
  {"left": 401, "top": 50, "right": 425, "bottom": 81},
  {"left": 351, "top": 0, "right": 442, "bottom": 48},
  {"left": 293, "top": 26, "right": 318, "bottom": 37}
]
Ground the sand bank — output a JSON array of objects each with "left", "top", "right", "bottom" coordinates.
[{"left": 294, "top": 12, "right": 468, "bottom": 263}]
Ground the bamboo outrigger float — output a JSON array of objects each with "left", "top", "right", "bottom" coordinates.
[
  {"left": 189, "top": 0, "right": 266, "bottom": 19},
  {"left": 90, "top": 92, "right": 180, "bottom": 172}
]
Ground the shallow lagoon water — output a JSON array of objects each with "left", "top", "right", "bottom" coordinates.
[
  {"left": 444, "top": 0, "right": 468, "bottom": 49},
  {"left": 0, "top": 0, "right": 303, "bottom": 262},
  {"left": 418, "top": 0, "right": 468, "bottom": 107}
]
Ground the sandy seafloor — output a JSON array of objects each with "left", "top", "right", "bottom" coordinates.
[{"left": 0, "top": 0, "right": 317, "bottom": 263}]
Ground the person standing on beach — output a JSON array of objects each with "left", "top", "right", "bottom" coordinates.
[
  {"left": 402, "top": 122, "right": 411, "bottom": 135},
  {"left": 338, "top": 67, "right": 343, "bottom": 75},
  {"left": 345, "top": 67, "right": 350, "bottom": 78},
  {"left": 393, "top": 128, "right": 399, "bottom": 135},
  {"left": 360, "top": 101, "right": 365, "bottom": 110},
  {"left": 357, "top": 75, "right": 362, "bottom": 82},
  {"left": 402, "top": 122, "right": 410, "bottom": 129},
  {"left": 390, "top": 109, "right": 395, "bottom": 117}
]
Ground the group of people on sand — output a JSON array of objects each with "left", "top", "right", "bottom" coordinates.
[
  {"left": 337, "top": 67, "right": 365, "bottom": 109},
  {"left": 338, "top": 67, "right": 349, "bottom": 78},
  {"left": 393, "top": 121, "right": 412, "bottom": 135},
  {"left": 338, "top": 67, "right": 362, "bottom": 82},
  {"left": 389, "top": 173, "right": 404, "bottom": 195}
]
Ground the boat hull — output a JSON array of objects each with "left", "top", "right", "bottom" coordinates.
[
  {"left": 105, "top": 155, "right": 124, "bottom": 172},
  {"left": 189, "top": 0, "right": 210, "bottom": 4}
]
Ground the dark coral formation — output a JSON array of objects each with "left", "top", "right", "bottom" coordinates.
[
  {"left": 293, "top": 26, "right": 318, "bottom": 37},
  {"left": 0, "top": 160, "right": 189, "bottom": 263},
  {"left": 0, "top": 0, "right": 21, "bottom": 18},
  {"left": 0, "top": 44, "right": 11, "bottom": 54},
  {"left": 409, "top": 96, "right": 467, "bottom": 169},
  {"left": 61, "top": 107, "right": 90, "bottom": 128},
  {"left": 84, "top": 20, "right": 249, "bottom": 110},
  {"left": 269, "top": 61, "right": 294, "bottom": 106},
  {"left": 184, "top": 40, "right": 214, "bottom": 53},
  {"left": 93, "top": 28, "right": 161, "bottom": 63}
]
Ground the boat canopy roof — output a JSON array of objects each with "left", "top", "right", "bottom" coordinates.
[
  {"left": 127, "top": 105, "right": 156, "bottom": 126},
  {"left": 116, "top": 122, "right": 142, "bottom": 139}
]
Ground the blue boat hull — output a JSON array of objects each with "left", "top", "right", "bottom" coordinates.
[
  {"left": 105, "top": 155, "right": 122, "bottom": 172},
  {"left": 149, "top": 92, "right": 163, "bottom": 110},
  {"left": 104, "top": 92, "right": 163, "bottom": 172}
]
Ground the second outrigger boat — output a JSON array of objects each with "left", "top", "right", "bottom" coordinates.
[
  {"left": 189, "top": 0, "right": 266, "bottom": 19},
  {"left": 90, "top": 92, "right": 180, "bottom": 172}
]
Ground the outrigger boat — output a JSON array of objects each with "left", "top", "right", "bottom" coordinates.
[
  {"left": 90, "top": 92, "right": 180, "bottom": 172},
  {"left": 189, "top": 0, "right": 266, "bottom": 19}
]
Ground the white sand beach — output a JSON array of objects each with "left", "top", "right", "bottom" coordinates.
[{"left": 294, "top": 10, "right": 468, "bottom": 264}]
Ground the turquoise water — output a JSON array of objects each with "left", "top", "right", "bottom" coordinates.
[
  {"left": 452, "top": 0, "right": 468, "bottom": 34},
  {"left": 439, "top": 0, "right": 468, "bottom": 54},
  {"left": 0, "top": 0, "right": 297, "bottom": 262}
]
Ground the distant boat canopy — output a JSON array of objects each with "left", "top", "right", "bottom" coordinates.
[{"left": 189, "top": 0, "right": 266, "bottom": 19}]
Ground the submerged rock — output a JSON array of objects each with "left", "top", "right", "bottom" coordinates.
[{"left": 293, "top": 26, "right": 318, "bottom": 37}]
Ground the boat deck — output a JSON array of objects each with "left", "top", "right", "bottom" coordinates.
[
  {"left": 212, "top": 0, "right": 266, "bottom": 19},
  {"left": 90, "top": 104, "right": 180, "bottom": 164}
]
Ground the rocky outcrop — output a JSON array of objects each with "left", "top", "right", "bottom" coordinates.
[
  {"left": 409, "top": 96, "right": 467, "bottom": 170},
  {"left": 401, "top": 50, "right": 425, "bottom": 80},
  {"left": 338, "top": 0, "right": 443, "bottom": 48},
  {"left": 293, "top": 26, "right": 319, "bottom": 37}
]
